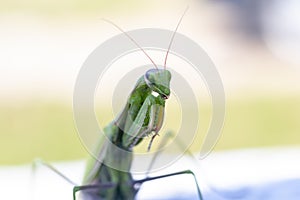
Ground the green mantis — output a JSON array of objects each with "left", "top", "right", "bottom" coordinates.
[
  {"left": 34, "top": 8, "right": 203, "bottom": 200},
  {"left": 73, "top": 11, "right": 203, "bottom": 198}
]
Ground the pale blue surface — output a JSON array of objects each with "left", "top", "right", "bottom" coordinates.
[{"left": 164, "top": 179, "right": 300, "bottom": 200}]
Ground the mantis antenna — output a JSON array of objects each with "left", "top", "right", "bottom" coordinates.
[
  {"left": 102, "top": 19, "right": 159, "bottom": 70},
  {"left": 163, "top": 6, "right": 189, "bottom": 69}
]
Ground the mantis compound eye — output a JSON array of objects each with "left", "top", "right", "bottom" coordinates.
[{"left": 144, "top": 69, "right": 157, "bottom": 86}]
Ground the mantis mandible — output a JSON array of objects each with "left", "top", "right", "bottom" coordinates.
[{"left": 35, "top": 8, "right": 203, "bottom": 200}]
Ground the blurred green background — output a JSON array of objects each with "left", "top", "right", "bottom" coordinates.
[{"left": 1, "top": 0, "right": 300, "bottom": 165}]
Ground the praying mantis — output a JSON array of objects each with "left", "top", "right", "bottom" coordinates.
[{"left": 35, "top": 8, "right": 203, "bottom": 200}]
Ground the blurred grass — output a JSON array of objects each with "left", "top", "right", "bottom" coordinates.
[
  {"left": 216, "top": 95, "right": 300, "bottom": 149},
  {"left": 0, "top": 95, "right": 300, "bottom": 165},
  {"left": 0, "top": 101, "right": 87, "bottom": 165}
]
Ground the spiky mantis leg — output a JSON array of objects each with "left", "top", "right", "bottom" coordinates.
[
  {"left": 32, "top": 159, "right": 78, "bottom": 185},
  {"left": 134, "top": 169, "right": 203, "bottom": 200}
]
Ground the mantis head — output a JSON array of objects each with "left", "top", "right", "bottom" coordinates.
[
  {"left": 104, "top": 7, "right": 186, "bottom": 101},
  {"left": 144, "top": 69, "right": 171, "bottom": 100}
]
